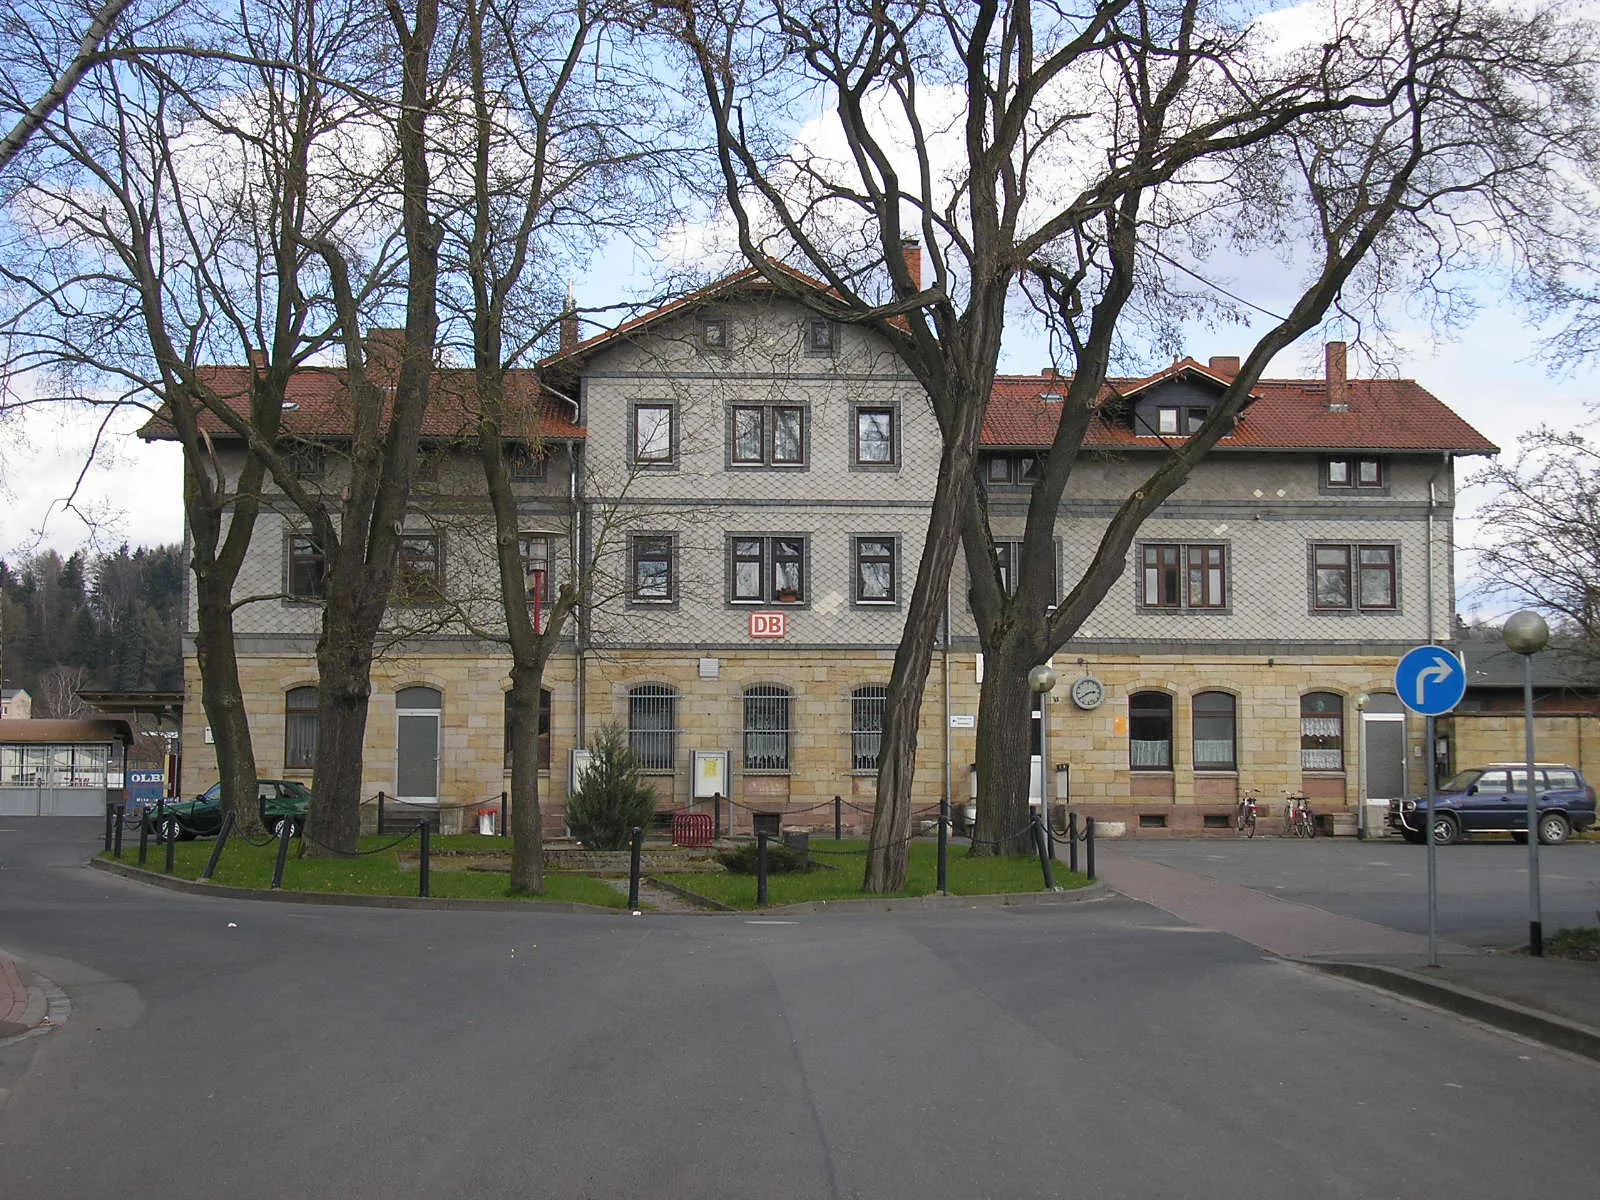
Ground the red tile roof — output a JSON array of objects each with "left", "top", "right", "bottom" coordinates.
[
  {"left": 985, "top": 366, "right": 1497, "bottom": 455},
  {"left": 139, "top": 365, "right": 584, "bottom": 443}
]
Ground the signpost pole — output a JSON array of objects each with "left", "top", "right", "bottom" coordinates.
[{"left": 1424, "top": 714, "right": 1438, "bottom": 967}]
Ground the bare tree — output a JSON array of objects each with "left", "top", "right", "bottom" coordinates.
[
  {"left": 669, "top": 0, "right": 1600, "bottom": 885},
  {"left": 1470, "top": 419, "right": 1600, "bottom": 673},
  {"left": 36, "top": 663, "right": 89, "bottom": 718}
]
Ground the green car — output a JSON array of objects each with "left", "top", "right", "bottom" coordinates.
[{"left": 149, "top": 780, "right": 313, "bottom": 841}]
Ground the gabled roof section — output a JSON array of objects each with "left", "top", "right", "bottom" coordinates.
[
  {"left": 138, "top": 365, "right": 585, "bottom": 444},
  {"left": 984, "top": 366, "right": 1498, "bottom": 455},
  {"left": 1106, "top": 356, "right": 1257, "bottom": 404},
  {"left": 540, "top": 258, "right": 838, "bottom": 371}
]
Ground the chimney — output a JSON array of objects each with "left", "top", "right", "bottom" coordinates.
[
  {"left": 247, "top": 348, "right": 268, "bottom": 371},
  {"left": 1208, "top": 355, "right": 1240, "bottom": 376},
  {"left": 1325, "top": 341, "right": 1348, "bottom": 411},
  {"left": 559, "top": 281, "right": 579, "bottom": 352},
  {"left": 900, "top": 237, "right": 922, "bottom": 290}
]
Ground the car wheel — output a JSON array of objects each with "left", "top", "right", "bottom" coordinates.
[
  {"left": 270, "top": 816, "right": 302, "bottom": 838},
  {"left": 1430, "top": 814, "right": 1460, "bottom": 846},
  {"left": 156, "top": 815, "right": 187, "bottom": 843},
  {"left": 1537, "top": 813, "right": 1570, "bottom": 846}
]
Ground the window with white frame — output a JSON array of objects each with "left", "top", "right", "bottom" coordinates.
[
  {"left": 1300, "top": 692, "right": 1344, "bottom": 770},
  {"left": 730, "top": 535, "right": 806, "bottom": 603},
  {"left": 853, "top": 536, "right": 896, "bottom": 603}
]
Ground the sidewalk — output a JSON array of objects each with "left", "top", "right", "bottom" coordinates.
[
  {"left": 0, "top": 947, "right": 64, "bottom": 1044},
  {"left": 1096, "top": 851, "right": 1600, "bottom": 1062}
]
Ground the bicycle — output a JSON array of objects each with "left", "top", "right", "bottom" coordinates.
[
  {"left": 1237, "top": 789, "right": 1261, "bottom": 838},
  {"left": 1284, "top": 790, "right": 1316, "bottom": 838}
]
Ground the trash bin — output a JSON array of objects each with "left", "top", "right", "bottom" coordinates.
[{"left": 477, "top": 808, "right": 497, "bottom": 835}]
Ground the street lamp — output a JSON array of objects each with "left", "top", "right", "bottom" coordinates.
[
  {"left": 1029, "top": 665, "right": 1058, "bottom": 837},
  {"left": 1503, "top": 610, "right": 1550, "bottom": 957}
]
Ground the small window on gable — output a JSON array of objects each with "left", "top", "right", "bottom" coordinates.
[
  {"left": 1157, "top": 407, "right": 1179, "bottom": 435},
  {"left": 508, "top": 446, "right": 545, "bottom": 481},
  {"left": 1186, "top": 407, "right": 1207, "bottom": 434},
  {"left": 702, "top": 318, "right": 727, "bottom": 350},
  {"left": 1326, "top": 457, "right": 1384, "bottom": 488},
  {"left": 807, "top": 319, "right": 835, "bottom": 354}
]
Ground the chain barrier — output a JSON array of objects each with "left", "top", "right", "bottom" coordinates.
[{"left": 300, "top": 825, "right": 421, "bottom": 858}]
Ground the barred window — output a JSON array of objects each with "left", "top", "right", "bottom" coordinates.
[
  {"left": 743, "top": 685, "right": 791, "bottom": 771},
  {"left": 628, "top": 684, "right": 677, "bottom": 772},
  {"left": 285, "top": 686, "right": 318, "bottom": 769},
  {"left": 1192, "top": 691, "right": 1236, "bottom": 771},
  {"left": 851, "top": 685, "right": 887, "bottom": 771},
  {"left": 1301, "top": 692, "right": 1344, "bottom": 770}
]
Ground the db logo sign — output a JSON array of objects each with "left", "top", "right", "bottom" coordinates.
[{"left": 749, "top": 611, "right": 788, "bottom": 639}]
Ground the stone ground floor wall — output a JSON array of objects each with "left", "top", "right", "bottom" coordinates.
[
  {"left": 1442, "top": 712, "right": 1599, "bottom": 778},
  {"left": 181, "top": 643, "right": 1429, "bottom": 837}
]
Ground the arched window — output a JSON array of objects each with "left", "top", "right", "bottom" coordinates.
[
  {"left": 743, "top": 685, "right": 791, "bottom": 771},
  {"left": 628, "top": 684, "right": 677, "bottom": 772},
  {"left": 1192, "top": 691, "right": 1236, "bottom": 771},
  {"left": 851, "top": 685, "right": 888, "bottom": 771},
  {"left": 285, "top": 686, "right": 318, "bottom": 769},
  {"left": 503, "top": 689, "right": 552, "bottom": 770},
  {"left": 1301, "top": 692, "right": 1344, "bottom": 770},
  {"left": 1129, "top": 691, "right": 1173, "bottom": 769}
]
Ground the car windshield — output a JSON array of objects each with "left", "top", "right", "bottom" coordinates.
[{"left": 1441, "top": 769, "right": 1482, "bottom": 792}]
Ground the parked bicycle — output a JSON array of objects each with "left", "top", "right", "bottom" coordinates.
[
  {"left": 1284, "top": 790, "right": 1316, "bottom": 838},
  {"left": 1237, "top": 789, "right": 1261, "bottom": 838}
]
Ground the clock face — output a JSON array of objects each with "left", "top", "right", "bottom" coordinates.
[{"left": 1071, "top": 676, "right": 1105, "bottom": 710}]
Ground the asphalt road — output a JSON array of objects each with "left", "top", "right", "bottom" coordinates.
[
  {"left": 2, "top": 819, "right": 1596, "bottom": 1200},
  {"left": 1104, "top": 834, "right": 1600, "bottom": 946}
]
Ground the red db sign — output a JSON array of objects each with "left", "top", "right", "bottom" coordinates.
[{"left": 749, "top": 611, "right": 788, "bottom": 639}]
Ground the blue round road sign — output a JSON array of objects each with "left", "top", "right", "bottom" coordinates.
[{"left": 1394, "top": 644, "right": 1467, "bottom": 716}]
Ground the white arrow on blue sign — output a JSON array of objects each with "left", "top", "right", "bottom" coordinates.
[{"left": 1394, "top": 644, "right": 1467, "bottom": 716}]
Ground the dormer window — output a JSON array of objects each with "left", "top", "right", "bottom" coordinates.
[
  {"left": 984, "top": 453, "right": 1040, "bottom": 485},
  {"left": 1150, "top": 406, "right": 1208, "bottom": 436}
]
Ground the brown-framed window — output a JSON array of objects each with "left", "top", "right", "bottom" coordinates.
[
  {"left": 1192, "top": 691, "right": 1236, "bottom": 770},
  {"left": 806, "top": 319, "right": 835, "bottom": 353},
  {"left": 632, "top": 403, "right": 675, "bottom": 465},
  {"left": 630, "top": 534, "right": 674, "bottom": 603},
  {"left": 1325, "top": 457, "right": 1384, "bottom": 488},
  {"left": 994, "top": 540, "right": 1023, "bottom": 597},
  {"left": 731, "top": 404, "right": 805, "bottom": 466},
  {"left": 1129, "top": 691, "right": 1173, "bottom": 769},
  {"left": 285, "top": 686, "right": 318, "bottom": 769},
  {"left": 1312, "top": 543, "right": 1396, "bottom": 611},
  {"left": 1141, "top": 544, "right": 1182, "bottom": 607},
  {"left": 730, "top": 535, "right": 807, "bottom": 603},
  {"left": 1186, "top": 544, "right": 1227, "bottom": 608},
  {"left": 396, "top": 534, "right": 443, "bottom": 604},
  {"left": 1301, "top": 692, "right": 1344, "bottom": 770},
  {"left": 853, "top": 405, "right": 897, "bottom": 465},
  {"left": 287, "top": 535, "right": 326, "bottom": 599},
  {"left": 502, "top": 688, "right": 552, "bottom": 770},
  {"left": 854, "top": 536, "right": 896, "bottom": 603}
]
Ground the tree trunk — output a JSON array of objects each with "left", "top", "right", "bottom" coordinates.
[
  {"left": 191, "top": 571, "right": 265, "bottom": 838},
  {"left": 969, "top": 637, "right": 1038, "bottom": 858},
  {"left": 305, "top": 623, "right": 378, "bottom": 855},
  {"left": 507, "top": 664, "right": 545, "bottom": 894}
]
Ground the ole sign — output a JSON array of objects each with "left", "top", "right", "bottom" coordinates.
[{"left": 749, "top": 611, "right": 788, "bottom": 639}]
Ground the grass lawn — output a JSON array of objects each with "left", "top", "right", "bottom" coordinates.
[
  {"left": 102, "top": 835, "right": 627, "bottom": 908},
  {"left": 1544, "top": 927, "right": 1600, "bottom": 962},
  {"left": 669, "top": 839, "right": 1090, "bottom": 909}
]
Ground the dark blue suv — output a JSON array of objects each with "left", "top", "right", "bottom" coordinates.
[{"left": 1388, "top": 763, "right": 1597, "bottom": 846}]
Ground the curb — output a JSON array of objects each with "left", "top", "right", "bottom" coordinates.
[
  {"left": 1300, "top": 958, "right": 1600, "bottom": 1063},
  {"left": 0, "top": 951, "right": 71, "bottom": 1049},
  {"left": 91, "top": 855, "right": 1107, "bottom": 916}
]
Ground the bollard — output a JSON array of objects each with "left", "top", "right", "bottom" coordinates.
[
  {"left": 1032, "top": 814, "right": 1056, "bottom": 890},
  {"left": 104, "top": 802, "right": 115, "bottom": 851},
  {"left": 113, "top": 805, "right": 125, "bottom": 858},
  {"left": 419, "top": 821, "right": 431, "bottom": 898},
  {"left": 628, "top": 825, "right": 643, "bottom": 909},
  {"left": 138, "top": 807, "right": 150, "bottom": 865},
  {"left": 834, "top": 794, "right": 843, "bottom": 840},
  {"left": 937, "top": 797, "right": 950, "bottom": 894},
  {"left": 270, "top": 816, "right": 292, "bottom": 889},
  {"left": 1085, "top": 816, "right": 1096, "bottom": 881},
  {"left": 756, "top": 831, "right": 769, "bottom": 907},
  {"left": 201, "top": 812, "right": 235, "bottom": 881},
  {"left": 1068, "top": 811, "right": 1079, "bottom": 874},
  {"left": 161, "top": 798, "right": 175, "bottom": 872},
  {"left": 499, "top": 791, "right": 508, "bottom": 838},
  {"left": 713, "top": 791, "right": 722, "bottom": 840},
  {"left": 376, "top": 790, "right": 386, "bottom": 834}
]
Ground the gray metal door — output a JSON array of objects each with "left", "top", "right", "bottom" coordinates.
[
  {"left": 396, "top": 687, "right": 441, "bottom": 801},
  {"left": 1364, "top": 715, "right": 1407, "bottom": 801}
]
